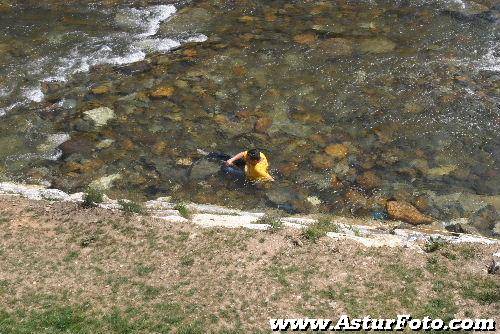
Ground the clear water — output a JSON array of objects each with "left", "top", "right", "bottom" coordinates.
[{"left": 0, "top": 0, "right": 498, "bottom": 220}]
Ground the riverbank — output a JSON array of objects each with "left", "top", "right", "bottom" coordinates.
[{"left": 0, "top": 188, "right": 499, "bottom": 332}]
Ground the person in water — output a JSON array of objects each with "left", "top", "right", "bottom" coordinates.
[{"left": 225, "top": 149, "right": 275, "bottom": 182}]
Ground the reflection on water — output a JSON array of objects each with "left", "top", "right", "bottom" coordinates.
[{"left": 0, "top": 0, "right": 499, "bottom": 230}]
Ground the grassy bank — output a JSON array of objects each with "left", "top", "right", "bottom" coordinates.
[{"left": 0, "top": 195, "right": 498, "bottom": 333}]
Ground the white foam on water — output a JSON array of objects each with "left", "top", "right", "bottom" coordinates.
[
  {"left": 104, "top": 50, "right": 146, "bottom": 65},
  {"left": 135, "top": 38, "right": 181, "bottom": 52},
  {"left": 3, "top": 3, "right": 209, "bottom": 123},
  {"left": 479, "top": 44, "right": 500, "bottom": 72},
  {"left": 23, "top": 86, "right": 44, "bottom": 102},
  {"left": 185, "top": 34, "right": 208, "bottom": 43},
  {"left": 0, "top": 102, "right": 22, "bottom": 117},
  {"left": 138, "top": 5, "right": 177, "bottom": 37}
]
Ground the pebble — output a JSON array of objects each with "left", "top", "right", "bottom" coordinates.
[
  {"left": 293, "top": 33, "right": 317, "bottom": 44},
  {"left": 83, "top": 107, "right": 115, "bottom": 127},
  {"left": 356, "top": 171, "right": 382, "bottom": 190},
  {"left": 325, "top": 144, "right": 349, "bottom": 159},
  {"left": 91, "top": 85, "right": 110, "bottom": 95},
  {"left": 317, "top": 38, "right": 353, "bottom": 57},
  {"left": 311, "top": 154, "right": 333, "bottom": 169},
  {"left": 150, "top": 86, "right": 174, "bottom": 98},
  {"left": 359, "top": 38, "right": 396, "bottom": 53},
  {"left": 254, "top": 117, "right": 273, "bottom": 133},
  {"left": 330, "top": 174, "right": 343, "bottom": 189},
  {"left": 307, "top": 196, "right": 322, "bottom": 206},
  {"left": 89, "top": 173, "right": 121, "bottom": 191}
]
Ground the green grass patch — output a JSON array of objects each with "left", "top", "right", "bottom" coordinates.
[
  {"left": 63, "top": 250, "right": 79, "bottom": 262},
  {"left": 457, "top": 245, "right": 476, "bottom": 260},
  {"left": 118, "top": 199, "right": 145, "bottom": 214},
  {"left": 180, "top": 256, "right": 194, "bottom": 267},
  {"left": 426, "top": 256, "right": 448, "bottom": 275},
  {"left": 424, "top": 236, "right": 446, "bottom": 253},
  {"left": 0, "top": 212, "right": 11, "bottom": 225},
  {"left": 302, "top": 219, "right": 339, "bottom": 242},
  {"left": 421, "top": 296, "right": 457, "bottom": 322},
  {"left": 256, "top": 214, "right": 283, "bottom": 232},
  {"left": 82, "top": 188, "right": 104, "bottom": 208},
  {"left": 175, "top": 203, "right": 191, "bottom": 219},
  {"left": 266, "top": 264, "right": 299, "bottom": 287},
  {"left": 135, "top": 263, "right": 155, "bottom": 277},
  {"left": 461, "top": 276, "right": 500, "bottom": 305},
  {"left": 320, "top": 283, "right": 364, "bottom": 317}
]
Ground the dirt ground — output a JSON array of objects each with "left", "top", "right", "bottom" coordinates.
[{"left": 0, "top": 195, "right": 498, "bottom": 333}]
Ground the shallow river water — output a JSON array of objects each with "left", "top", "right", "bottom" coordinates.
[{"left": 0, "top": 0, "right": 499, "bottom": 223}]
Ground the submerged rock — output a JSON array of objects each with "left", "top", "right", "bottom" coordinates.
[
  {"left": 311, "top": 154, "right": 333, "bottom": 170},
  {"left": 317, "top": 38, "right": 353, "bottom": 57},
  {"left": 83, "top": 107, "right": 115, "bottom": 127},
  {"left": 470, "top": 205, "right": 498, "bottom": 235},
  {"left": 359, "top": 38, "right": 396, "bottom": 53},
  {"left": 89, "top": 173, "right": 121, "bottom": 191},
  {"left": 443, "top": 1, "right": 490, "bottom": 21},
  {"left": 59, "top": 137, "right": 93, "bottom": 157},
  {"left": 189, "top": 159, "right": 221, "bottom": 180},
  {"left": 254, "top": 117, "right": 273, "bottom": 133},
  {"left": 37, "top": 133, "right": 70, "bottom": 153},
  {"left": 325, "top": 143, "right": 349, "bottom": 159},
  {"left": 96, "top": 139, "right": 115, "bottom": 149},
  {"left": 265, "top": 188, "right": 300, "bottom": 213},
  {"left": 426, "top": 165, "right": 458, "bottom": 178},
  {"left": 293, "top": 33, "right": 317, "bottom": 44},
  {"left": 160, "top": 7, "right": 212, "bottom": 36},
  {"left": 91, "top": 85, "right": 110, "bottom": 95},
  {"left": 387, "top": 200, "right": 434, "bottom": 225},
  {"left": 356, "top": 171, "right": 382, "bottom": 190},
  {"left": 150, "top": 86, "right": 174, "bottom": 98}
]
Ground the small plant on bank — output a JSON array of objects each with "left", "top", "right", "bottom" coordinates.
[
  {"left": 303, "top": 218, "right": 338, "bottom": 242},
  {"left": 175, "top": 203, "right": 191, "bottom": 219},
  {"left": 424, "top": 236, "right": 446, "bottom": 253},
  {"left": 269, "top": 219, "right": 283, "bottom": 231},
  {"left": 256, "top": 213, "right": 283, "bottom": 232},
  {"left": 118, "top": 199, "right": 144, "bottom": 214},
  {"left": 82, "top": 188, "right": 104, "bottom": 208}
]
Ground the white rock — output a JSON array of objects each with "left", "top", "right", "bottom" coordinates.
[
  {"left": 37, "top": 133, "right": 70, "bottom": 153},
  {"left": 67, "top": 192, "right": 84, "bottom": 202},
  {"left": 83, "top": 107, "right": 115, "bottom": 127},
  {"left": 154, "top": 215, "right": 189, "bottom": 223},
  {"left": 0, "top": 182, "right": 46, "bottom": 200},
  {"left": 307, "top": 196, "right": 322, "bottom": 206},
  {"left": 96, "top": 139, "right": 115, "bottom": 149},
  {"left": 281, "top": 217, "right": 317, "bottom": 225},
  {"left": 89, "top": 174, "right": 121, "bottom": 191},
  {"left": 40, "top": 189, "right": 69, "bottom": 201},
  {"left": 192, "top": 213, "right": 265, "bottom": 229}
]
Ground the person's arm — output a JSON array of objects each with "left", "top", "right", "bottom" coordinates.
[{"left": 226, "top": 151, "right": 246, "bottom": 166}]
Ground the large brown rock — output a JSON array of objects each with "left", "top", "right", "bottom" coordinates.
[{"left": 387, "top": 200, "right": 434, "bottom": 225}]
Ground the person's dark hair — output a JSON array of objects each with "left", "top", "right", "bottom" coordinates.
[{"left": 247, "top": 149, "right": 261, "bottom": 161}]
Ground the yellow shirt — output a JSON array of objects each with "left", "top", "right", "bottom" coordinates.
[{"left": 244, "top": 151, "right": 273, "bottom": 181}]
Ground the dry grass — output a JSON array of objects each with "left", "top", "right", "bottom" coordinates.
[{"left": 0, "top": 195, "right": 498, "bottom": 333}]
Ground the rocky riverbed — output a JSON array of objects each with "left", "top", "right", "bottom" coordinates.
[{"left": 0, "top": 0, "right": 499, "bottom": 237}]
